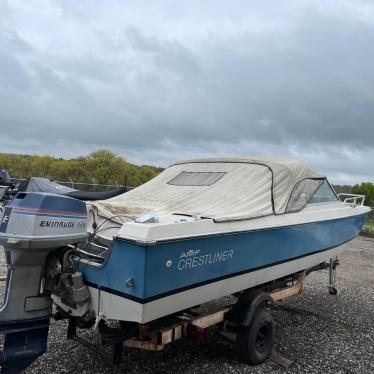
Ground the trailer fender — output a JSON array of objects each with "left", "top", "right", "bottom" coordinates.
[{"left": 230, "top": 290, "right": 273, "bottom": 327}]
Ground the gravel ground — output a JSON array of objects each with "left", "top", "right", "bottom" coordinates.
[{"left": 1, "top": 236, "right": 373, "bottom": 374}]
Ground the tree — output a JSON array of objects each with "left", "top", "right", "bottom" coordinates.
[
  {"left": 29, "top": 156, "right": 56, "bottom": 179},
  {"left": 85, "top": 150, "right": 128, "bottom": 185},
  {"left": 0, "top": 150, "right": 161, "bottom": 188},
  {"left": 352, "top": 182, "right": 374, "bottom": 207}
]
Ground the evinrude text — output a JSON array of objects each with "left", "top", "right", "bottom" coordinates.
[{"left": 40, "top": 220, "right": 75, "bottom": 228}]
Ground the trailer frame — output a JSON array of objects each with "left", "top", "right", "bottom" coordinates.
[{"left": 66, "top": 269, "right": 312, "bottom": 367}]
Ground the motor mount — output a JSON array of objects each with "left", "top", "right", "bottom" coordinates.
[{"left": 0, "top": 192, "right": 87, "bottom": 373}]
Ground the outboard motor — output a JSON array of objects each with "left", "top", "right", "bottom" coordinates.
[{"left": 0, "top": 192, "right": 87, "bottom": 373}]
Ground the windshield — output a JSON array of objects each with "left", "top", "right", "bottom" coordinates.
[{"left": 309, "top": 181, "right": 339, "bottom": 204}]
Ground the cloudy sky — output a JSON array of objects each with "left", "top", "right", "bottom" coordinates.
[{"left": 1, "top": 0, "right": 374, "bottom": 184}]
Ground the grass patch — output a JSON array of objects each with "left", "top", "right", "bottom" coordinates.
[
  {"left": 361, "top": 209, "right": 374, "bottom": 237},
  {"left": 362, "top": 223, "right": 374, "bottom": 237}
]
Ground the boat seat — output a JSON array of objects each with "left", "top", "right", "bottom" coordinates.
[{"left": 66, "top": 187, "right": 127, "bottom": 201}]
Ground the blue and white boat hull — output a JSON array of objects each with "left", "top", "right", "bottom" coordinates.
[{"left": 78, "top": 206, "right": 369, "bottom": 323}]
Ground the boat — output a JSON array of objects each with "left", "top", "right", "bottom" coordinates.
[
  {"left": 75, "top": 157, "right": 369, "bottom": 323},
  {"left": 17, "top": 176, "right": 127, "bottom": 201},
  {"left": 0, "top": 157, "right": 370, "bottom": 372},
  {"left": 0, "top": 172, "right": 127, "bottom": 206}
]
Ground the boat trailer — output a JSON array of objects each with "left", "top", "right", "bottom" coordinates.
[{"left": 58, "top": 267, "right": 334, "bottom": 369}]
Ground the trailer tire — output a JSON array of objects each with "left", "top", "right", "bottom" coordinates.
[{"left": 237, "top": 308, "right": 274, "bottom": 365}]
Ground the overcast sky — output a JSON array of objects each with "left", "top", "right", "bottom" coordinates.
[{"left": 1, "top": 0, "right": 374, "bottom": 184}]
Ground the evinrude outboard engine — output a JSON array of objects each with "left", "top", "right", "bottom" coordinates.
[{"left": 0, "top": 192, "right": 87, "bottom": 373}]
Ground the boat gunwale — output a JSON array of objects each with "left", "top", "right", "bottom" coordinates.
[{"left": 115, "top": 209, "right": 370, "bottom": 246}]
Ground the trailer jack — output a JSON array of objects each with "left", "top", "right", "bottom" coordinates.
[{"left": 328, "top": 258, "right": 339, "bottom": 295}]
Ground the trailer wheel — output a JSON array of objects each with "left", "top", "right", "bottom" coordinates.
[
  {"left": 328, "top": 286, "right": 338, "bottom": 296},
  {"left": 237, "top": 308, "right": 274, "bottom": 365}
]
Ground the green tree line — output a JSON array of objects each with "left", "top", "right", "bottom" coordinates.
[
  {"left": 0, "top": 150, "right": 162, "bottom": 188},
  {"left": 352, "top": 182, "right": 374, "bottom": 207}
]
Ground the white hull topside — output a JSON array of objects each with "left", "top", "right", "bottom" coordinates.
[{"left": 98, "top": 202, "right": 371, "bottom": 244}]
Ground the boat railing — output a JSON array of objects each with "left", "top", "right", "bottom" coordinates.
[
  {"left": 338, "top": 193, "right": 366, "bottom": 207},
  {"left": 9, "top": 178, "right": 135, "bottom": 192},
  {"left": 54, "top": 180, "right": 128, "bottom": 191},
  {"left": 74, "top": 242, "right": 108, "bottom": 264}
]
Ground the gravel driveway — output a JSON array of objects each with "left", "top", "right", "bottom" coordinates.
[{"left": 1, "top": 236, "right": 373, "bottom": 374}]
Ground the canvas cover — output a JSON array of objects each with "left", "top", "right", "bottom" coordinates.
[
  {"left": 24, "top": 177, "right": 77, "bottom": 194},
  {"left": 92, "top": 158, "right": 325, "bottom": 223}
]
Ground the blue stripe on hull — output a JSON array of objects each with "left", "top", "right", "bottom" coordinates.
[{"left": 79, "top": 213, "right": 368, "bottom": 302}]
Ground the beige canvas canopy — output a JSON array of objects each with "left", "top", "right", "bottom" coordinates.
[{"left": 92, "top": 157, "right": 325, "bottom": 223}]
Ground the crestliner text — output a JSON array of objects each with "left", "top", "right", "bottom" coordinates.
[{"left": 177, "top": 249, "right": 234, "bottom": 271}]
